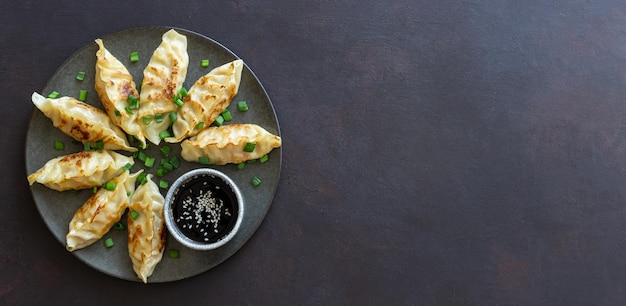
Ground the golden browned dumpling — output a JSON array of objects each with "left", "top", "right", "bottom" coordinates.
[
  {"left": 66, "top": 170, "right": 143, "bottom": 251},
  {"left": 138, "top": 29, "right": 189, "bottom": 145},
  {"left": 27, "top": 150, "right": 134, "bottom": 191},
  {"left": 165, "top": 59, "right": 243, "bottom": 143},
  {"left": 127, "top": 174, "right": 166, "bottom": 283},
  {"left": 31, "top": 92, "right": 136, "bottom": 152},
  {"left": 180, "top": 124, "right": 281, "bottom": 165},
  {"left": 94, "top": 39, "right": 146, "bottom": 148}
]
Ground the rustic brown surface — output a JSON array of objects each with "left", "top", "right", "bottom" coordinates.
[{"left": 4, "top": 1, "right": 626, "bottom": 304}]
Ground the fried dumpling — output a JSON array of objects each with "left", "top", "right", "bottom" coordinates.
[
  {"left": 127, "top": 174, "right": 166, "bottom": 283},
  {"left": 31, "top": 92, "right": 136, "bottom": 152},
  {"left": 165, "top": 59, "right": 243, "bottom": 143},
  {"left": 94, "top": 39, "right": 146, "bottom": 148},
  {"left": 27, "top": 150, "right": 134, "bottom": 191},
  {"left": 66, "top": 170, "right": 143, "bottom": 251},
  {"left": 180, "top": 124, "right": 281, "bottom": 165},
  {"left": 138, "top": 29, "right": 189, "bottom": 145}
]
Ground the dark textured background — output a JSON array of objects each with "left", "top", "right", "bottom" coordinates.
[{"left": 3, "top": 0, "right": 626, "bottom": 304}]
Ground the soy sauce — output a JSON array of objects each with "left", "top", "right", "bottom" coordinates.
[{"left": 171, "top": 174, "right": 238, "bottom": 243}]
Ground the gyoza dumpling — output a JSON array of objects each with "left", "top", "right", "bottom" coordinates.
[
  {"left": 138, "top": 29, "right": 189, "bottom": 145},
  {"left": 165, "top": 59, "right": 243, "bottom": 143},
  {"left": 27, "top": 150, "right": 134, "bottom": 191},
  {"left": 127, "top": 174, "right": 166, "bottom": 283},
  {"left": 31, "top": 92, "right": 136, "bottom": 152},
  {"left": 180, "top": 124, "right": 281, "bottom": 165},
  {"left": 66, "top": 170, "right": 143, "bottom": 251},
  {"left": 94, "top": 39, "right": 146, "bottom": 148}
]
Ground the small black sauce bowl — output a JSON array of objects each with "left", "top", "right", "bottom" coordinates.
[{"left": 164, "top": 168, "right": 244, "bottom": 251}]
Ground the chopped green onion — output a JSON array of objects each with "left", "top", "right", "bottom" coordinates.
[
  {"left": 169, "top": 112, "right": 177, "bottom": 123},
  {"left": 130, "top": 210, "right": 140, "bottom": 220},
  {"left": 238, "top": 101, "right": 248, "bottom": 111},
  {"left": 78, "top": 90, "right": 87, "bottom": 101},
  {"left": 54, "top": 140, "right": 64, "bottom": 150},
  {"left": 237, "top": 162, "right": 245, "bottom": 170},
  {"left": 195, "top": 121, "right": 205, "bottom": 130},
  {"left": 199, "top": 156, "right": 210, "bottom": 165},
  {"left": 76, "top": 71, "right": 86, "bottom": 81},
  {"left": 130, "top": 51, "right": 139, "bottom": 62},
  {"left": 84, "top": 142, "right": 92, "bottom": 151},
  {"left": 251, "top": 176, "right": 262, "bottom": 187},
  {"left": 104, "top": 238, "right": 114, "bottom": 248},
  {"left": 160, "top": 145, "right": 171, "bottom": 157},
  {"left": 170, "top": 156, "right": 180, "bottom": 169},
  {"left": 114, "top": 110, "right": 121, "bottom": 117},
  {"left": 221, "top": 110, "right": 233, "bottom": 121},
  {"left": 247, "top": 159, "right": 257, "bottom": 163},
  {"left": 114, "top": 222, "right": 125, "bottom": 230},
  {"left": 179, "top": 87, "right": 188, "bottom": 98},
  {"left": 144, "top": 157, "right": 156, "bottom": 168},
  {"left": 104, "top": 181, "right": 116, "bottom": 191},
  {"left": 159, "top": 180, "right": 169, "bottom": 189},
  {"left": 92, "top": 186, "right": 98, "bottom": 194},
  {"left": 137, "top": 173, "right": 148, "bottom": 185},
  {"left": 138, "top": 151, "right": 148, "bottom": 162},
  {"left": 142, "top": 116, "right": 153, "bottom": 125},
  {"left": 156, "top": 168, "right": 165, "bottom": 177},
  {"left": 259, "top": 154, "right": 269, "bottom": 163},
  {"left": 201, "top": 59, "right": 209, "bottom": 67},
  {"left": 95, "top": 139, "right": 104, "bottom": 150},
  {"left": 161, "top": 161, "right": 174, "bottom": 172},
  {"left": 128, "top": 134, "right": 136, "bottom": 143},
  {"left": 155, "top": 113, "right": 164, "bottom": 123},
  {"left": 159, "top": 130, "right": 171, "bottom": 139},
  {"left": 243, "top": 142, "right": 256, "bottom": 152},
  {"left": 127, "top": 94, "right": 139, "bottom": 109},
  {"left": 169, "top": 249, "right": 180, "bottom": 259},
  {"left": 47, "top": 91, "right": 59, "bottom": 98},
  {"left": 122, "top": 163, "right": 133, "bottom": 171},
  {"left": 174, "top": 97, "right": 184, "bottom": 107},
  {"left": 213, "top": 115, "right": 224, "bottom": 127},
  {"left": 124, "top": 107, "right": 133, "bottom": 115},
  {"left": 126, "top": 191, "right": 132, "bottom": 197}
]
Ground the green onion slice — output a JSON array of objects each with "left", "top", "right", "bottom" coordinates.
[
  {"left": 155, "top": 113, "right": 164, "bottom": 123},
  {"left": 199, "top": 156, "right": 210, "bottom": 165},
  {"left": 78, "top": 90, "right": 87, "bottom": 101},
  {"left": 201, "top": 59, "right": 209, "bottom": 67},
  {"left": 221, "top": 110, "right": 233, "bottom": 121},
  {"left": 243, "top": 142, "right": 256, "bottom": 152},
  {"left": 47, "top": 91, "right": 59, "bottom": 98},
  {"left": 169, "top": 249, "right": 180, "bottom": 258},
  {"left": 160, "top": 145, "right": 171, "bottom": 157},
  {"left": 54, "top": 140, "right": 64, "bottom": 150},
  {"left": 114, "top": 222, "right": 125, "bottom": 230},
  {"left": 104, "top": 238, "right": 114, "bottom": 248},
  {"left": 169, "top": 112, "right": 177, "bottom": 123},
  {"left": 76, "top": 71, "right": 86, "bottom": 81},
  {"left": 130, "top": 210, "right": 140, "bottom": 220},
  {"left": 251, "top": 176, "right": 262, "bottom": 187},
  {"left": 259, "top": 154, "right": 269, "bottom": 163},
  {"left": 195, "top": 121, "right": 205, "bottom": 130},
  {"left": 213, "top": 115, "right": 224, "bottom": 127},
  {"left": 159, "top": 130, "right": 171, "bottom": 139},
  {"left": 104, "top": 181, "right": 116, "bottom": 191},
  {"left": 142, "top": 116, "right": 153, "bottom": 125},
  {"left": 145, "top": 157, "right": 156, "bottom": 168},
  {"left": 237, "top": 162, "right": 245, "bottom": 170},
  {"left": 159, "top": 180, "right": 169, "bottom": 189},
  {"left": 130, "top": 51, "right": 139, "bottom": 62},
  {"left": 122, "top": 163, "right": 133, "bottom": 171},
  {"left": 238, "top": 101, "right": 249, "bottom": 111}
]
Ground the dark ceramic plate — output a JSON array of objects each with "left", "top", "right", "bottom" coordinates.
[{"left": 25, "top": 27, "right": 281, "bottom": 282}]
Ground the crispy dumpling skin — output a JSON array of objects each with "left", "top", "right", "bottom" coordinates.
[
  {"left": 128, "top": 174, "right": 166, "bottom": 283},
  {"left": 31, "top": 92, "right": 136, "bottom": 152},
  {"left": 94, "top": 39, "right": 146, "bottom": 148},
  {"left": 27, "top": 150, "right": 134, "bottom": 191},
  {"left": 165, "top": 59, "right": 243, "bottom": 143},
  {"left": 139, "top": 29, "right": 189, "bottom": 145},
  {"left": 180, "top": 124, "right": 281, "bottom": 165},
  {"left": 66, "top": 170, "right": 143, "bottom": 251}
]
